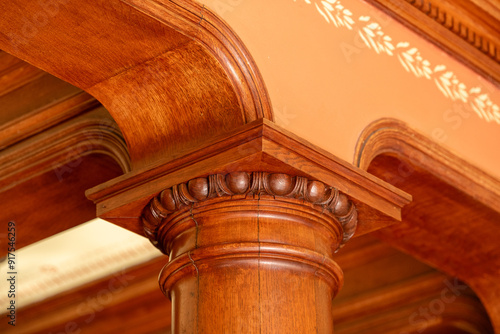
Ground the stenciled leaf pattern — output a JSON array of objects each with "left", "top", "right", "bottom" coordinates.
[
  {"left": 295, "top": 0, "right": 499, "bottom": 125},
  {"left": 433, "top": 65, "right": 468, "bottom": 102},
  {"left": 312, "top": 0, "right": 355, "bottom": 29},
  {"left": 274, "top": 106, "right": 297, "bottom": 126},
  {"left": 396, "top": 43, "right": 432, "bottom": 79},
  {"left": 469, "top": 87, "right": 500, "bottom": 123},
  {"left": 357, "top": 16, "right": 394, "bottom": 55}
]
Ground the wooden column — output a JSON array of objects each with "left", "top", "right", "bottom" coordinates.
[
  {"left": 87, "top": 120, "right": 411, "bottom": 333},
  {"left": 142, "top": 172, "right": 357, "bottom": 333}
]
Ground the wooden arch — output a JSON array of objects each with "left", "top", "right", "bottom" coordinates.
[
  {"left": 0, "top": 0, "right": 273, "bottom": 169},
  {"left": 1, "top": 1, "right": 499, "bottom": 333},
  {"left": 355, "top": 118, "right": 500, "bottom": 331}
]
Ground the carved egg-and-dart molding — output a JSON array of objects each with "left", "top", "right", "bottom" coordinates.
[{"left": 142, "top": 171, "right": 358, "bottom": 252}]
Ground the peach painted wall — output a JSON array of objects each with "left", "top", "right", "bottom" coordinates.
[{"left": 200, "top": 0, "right": 500, "bottom": 179}]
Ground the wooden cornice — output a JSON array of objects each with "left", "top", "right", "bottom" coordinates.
[
  {"left": 0, "top": 103, "right": 130, "bottom": 252},
  {"left": 0, "top": 51, "right": 44, "bottom": 97},
  {"left": 0, "top": 51, "right": 133, "bottom": 251},
  {"left": 355, "top": 118, "right": 500, "bottom": 211},
  {"left": 0, "top": 91, "right": 99, "bottom": 149},
  {"left": 332, "top": 272, "right": 492, "bottom": 333},
  {"left": 366, "top": 0, "right": 500, "bottom": 84}
]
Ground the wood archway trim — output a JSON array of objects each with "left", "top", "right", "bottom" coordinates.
[
  {"left": 355, "top": 118, "right": 500, "bottom": 211},
  {"left": 0, "top": 0, "right": 272, "bottom": 169},
  {"left": 354, "top": 118, "right": 500, "bottom": 331},
  {"left": 123, "top": 0, "right": 273, "bottom": 122},
  {"left": 0, "top": 106, "right": 130, "bottom": 254},
  {"left": 0, "top": 107, "right": 130, "bottom": 193}
]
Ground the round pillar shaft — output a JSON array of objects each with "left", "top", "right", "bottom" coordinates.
[{"left": 143, "top": 172, "right": 358, "bottom": 334}]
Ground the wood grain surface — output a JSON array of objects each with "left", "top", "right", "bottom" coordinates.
[{"left": 355, "top": 118, "right": 500, "bottom": 332}]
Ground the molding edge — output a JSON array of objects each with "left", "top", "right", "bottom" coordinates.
[
  {"left": 366, "top": 0, "right": 500, "bottom": 84},
  {"left": 142, "top": 171, "right": 358, "bottom": 250},
  {"left": 354, "top": 118, "right": 500, "bottom": 212},
  {"left": 0, "top": 108, "right": 131, "bottom": 192},
  {"left": 122, "top": 0, "right": 274, "bottom": 122}
]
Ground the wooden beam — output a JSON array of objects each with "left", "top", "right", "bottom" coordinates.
[{"left": 0, "top": 0, "right": 273, "bottom": 170}]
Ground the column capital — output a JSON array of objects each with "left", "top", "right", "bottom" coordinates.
[
  {"left": 142, "top": 171, "right": 357, "bottom": 252},
  {"left": 142, "top": 172, "right": 354, "bottom": 332},
  {"left": 87, "top": 119, "right": 410, "bottom": 237},
  {"left": 86, "top": 119, "right": 411, "bottom": 333}
]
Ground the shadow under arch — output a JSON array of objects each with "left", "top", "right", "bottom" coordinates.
[{"left": 354, "top": 118, "right": 500, "bottom": 332}]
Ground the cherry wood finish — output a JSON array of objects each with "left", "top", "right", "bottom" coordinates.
[
  {"left": 142, "top": 172, "right": 354, "bottom": 333},
  {"left": 0, "top": 0, "right": 272, "bottom": 170},
  {"left": 0, "top": 107, "right": 130, "bottom": 192},
  {"left": 0, "top": 51, "right": 44, "bottom": 100},
  {"left": 143, "top": 172, "right": 358, "bottom": 249},
  {"left": 366, "top": 0, "right": 500, "bottom": 83},
  {"left": 333, "top": 235, "right": 493, "bottom": 334},
  {"left": 0, "top": 107, "right": 129, "bottom": 250},
  {"left": 334, "top": 242, "right": 493, "bottom": 333},
  {"left": 87, "top": 119, "right": 411, "bottom": 237},
  {"left": 2, "top": 235, "right": 492, "bottom": 334},
  {"left": 85, "top": 116, "right": 411, "bottom": 333},
  {"left": 0, "top": 90, "right": 98, "bottom": 150},
  {"left": 86, "top": 119, "right": 409, "bottom": 333},
  {"left": 0, "top": 1, "right": 497, "bottom": 332},
  {"left": 123, "top": 0, "right": 273, "bottom": 121},
  {"left": 0, "top": 54, "right": 131, "bottom": 252},
  {"left": 355, "top": 118, "right": 500, "bottom": 331},
  {"left": 0, "top": 154, "right": 123, "bottom": 257},
  {"left": 0, "top": 51, "right": 100, "bottom": 149}
]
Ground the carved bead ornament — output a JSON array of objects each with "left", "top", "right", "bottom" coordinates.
[{"left": 142, "top": 172, "right": 357, "bottom": 249}]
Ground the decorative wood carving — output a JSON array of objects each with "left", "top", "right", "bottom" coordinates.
[
  {"left": 354, "top": 118, "right": 500, "bottom": 332},
  {"left": 0, "top": 1, "right": 496, "bottom": 332},
  {"left": 405, "top": 0, "right": 500, "bottom": 60},
  {"left": 366, "top": 0, "right": 500, "bottom": 83},
  {"left": 142, "top": 171, "right": 358, "bottom": 249},
  {"left": 88, "top": 119, "right": 410, "bottom": 238},
  {"left": 139, "top": 171, "right": 356, "bottom": 332},
  {"left": 86, "top": 120, "right": 409, "bottom": 333}
]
